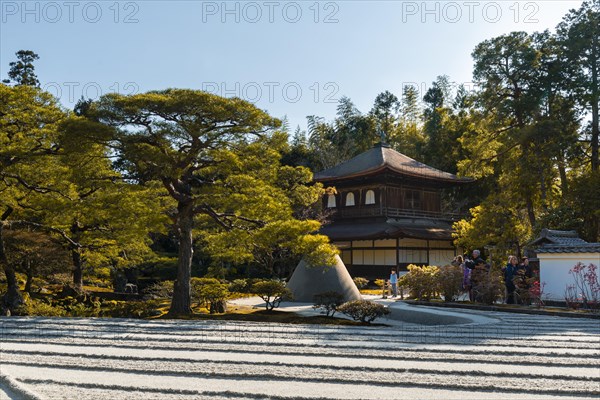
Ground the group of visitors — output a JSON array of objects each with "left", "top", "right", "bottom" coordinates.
[
  {"left": 453, "top": 250, "right": 535, "bottom": 304},
  {"left": 384, "top": 250, "right": 537, "bottom": 304}
]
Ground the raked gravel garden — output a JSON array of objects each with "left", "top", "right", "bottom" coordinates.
[{"left": 1, "top": 298, "right": 599, "bottom": 400}]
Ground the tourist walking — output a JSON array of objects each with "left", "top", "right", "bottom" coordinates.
[{"left": 389, "top": 269, "right": 398, "bottom": 297}]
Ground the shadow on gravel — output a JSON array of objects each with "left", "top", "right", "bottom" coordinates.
[{"left": 386, "top": 308, "right": 472, "bottom": 325}]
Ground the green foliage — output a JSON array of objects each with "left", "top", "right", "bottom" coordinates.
[
  {"left": 94, "top": 267, "right": 112, "bottom": 280},
  {"left": 84, "top": 89, "right": 336, "bottom": 315},
  {"left": 403, "top": 265, "right": 439, "bottom": 301},
  {"left": 103, "top": 300, "right": 162, "bottom": 319},
  {"left": 337, "top": 300, "right": 390, "bottom": 324},
  {"left": 374, "top": 279, "right": 385, "bottom": 289},
  {"left": 557, "top": 0, "right": 600, "bottom": 172},
  {"left": 68, "top": 301, "right": 101, "bottom": 318},
  {"left": 370, "top": 90, "right": 400, "bottom": 139},
  {"left": 4, "top": 230, "right": 71, "bottom": 293},
  {"left": 389, "top": 85, "right": 426, "bottom": 160},
  {"left": 143, "top": 280, "right": 174, "bottom": 300},
  {"left": 191, "top": 277, "right": 222, "bottom": 287},
  {"left": 568, "top": 171, "right": 600, "bottom": 241},
  {"left": 453, "top": 201, "right": 531, "bottom": 255},
  {"left": 251, "top": 280, "right": 292, "bottom": 311},
  {"left": 352, "top": 277, "right": 369, "bottom": 289},
  {"left": 191, "top": 277, "right": 229, "bottom": 313},
  {"left": 229, "top": 279, "right": 250, "bottom": 293},
  {"left": 138, "top": 256, "right": 178, "bottom": 281},
  {"left": 3, "top": 50, "right": 40, "bottom": 86},
  {"left": 15, "top": 298, "right": 66, "bottom": 317},
  {"left": 312, "top": 291, "right": 345, "bottom": 317},
  {"left": 438, "top": 264, "right": 464, "bottom": 302}
]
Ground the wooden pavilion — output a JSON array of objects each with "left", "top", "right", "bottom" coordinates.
[{"left": 314, "top": 142, "right": 472, "bottom": 279}]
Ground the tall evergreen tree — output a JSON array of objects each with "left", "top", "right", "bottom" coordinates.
[
  {"left": 391, "top": 85, "right": 426, "bottom": 159},
  {"left": 369, "top": 91, "right": 400, "bottom": 140},
  {"left": 3, "top": 50, "right": 40, "bottom": 87},
  {"left": 0, "top": 84, "right": 65, "bottom": 310},
  {"left": 89, "top": 89, "right": 336, "bottom": 315},
  {"left": 422, "top": 76, "right": 458, "bottom": 172},
  {"left": 557, "top": 0, "right": 600, "bottom": 172}
]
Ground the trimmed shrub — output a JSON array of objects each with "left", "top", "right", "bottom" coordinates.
[
  {"left": 229, "top": 279, "right": 249, "bottom": 293},
  {"left": 438, "top": 264, "right": 464, "bottom": 302},
  {"left": 191, "top": 277, "right": 222, "bottom": 287},
  {"left": 374, "top": 279, "right": 386, "bottom": 289},
  {"left": 352, "top": 277, "right": 369, "bottom": 289},
  {"left": 338, "top": 300, "right": 389, "bottom": 323},
  {"left": 471, "top": 266, "right": 504, "bottom": 305},
  {"left": 196, "top": 282, "right": 229, "bottom": 314},
  {"left": 404, "top": 265, "right": 440, "bottom": 300},
  {"left": 143, "top": 280, "right": 174, "bottom": 300},
  {"left": 313, "top": 291, "right": 345, "bottom": 317},
  {"left": 251, "top": 280, "right": 292, "bottom": 311}
]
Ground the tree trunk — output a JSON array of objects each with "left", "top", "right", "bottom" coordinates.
[
  {"left": 537, "top": 160, "right": 548, "bottom": 212},
  {"left": 591, "top": 37, "right": 599, "bottom": 172},
  {"left": 557, "top": 154, "right": 569, "bottom": 197},
  {"left": 0, "top": 211, "right": 24, "bottom": 312},
  {"left": 24, "top": 261, "right": 33, "bottom": 294},
  {"left": 72, "top": 249, "right": 83, "bottom": 289},
  {"left": 526, "top": 196, "right": 536, "bottom": 228},
  {"left": 168, "top": 200, "right": 194, "bottom": 316}
]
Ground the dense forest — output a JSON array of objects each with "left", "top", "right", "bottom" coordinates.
[{"left": 1, "top": 1, "right": 598, "bottom": 316}]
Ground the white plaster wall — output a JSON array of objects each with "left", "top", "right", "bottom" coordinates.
[{"left": 538, "top": 252, "right": 600, "bottom": 301}]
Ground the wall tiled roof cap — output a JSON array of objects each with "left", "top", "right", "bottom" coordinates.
[{"left": 536, "top": 244, "right": 600, "bottom": 253}]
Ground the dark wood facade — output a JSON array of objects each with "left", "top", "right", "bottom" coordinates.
[{"left": 315, "top": 143, "right": 471, "bottom": 280}]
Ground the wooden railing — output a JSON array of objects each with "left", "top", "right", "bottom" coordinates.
[{"left": 334, "top": 207, "right": 465, "bottom": 221}]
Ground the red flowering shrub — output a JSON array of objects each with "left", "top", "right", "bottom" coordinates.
[{"left": 566, "top": 263, "right": 600, "bottom": 312}]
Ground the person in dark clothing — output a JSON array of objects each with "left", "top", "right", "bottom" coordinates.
[
  {"left": 464, "top": 249, "right": 485, "bottom": 270},
  {"left": 512, "top": 257, "right": 535, "bottom": 304},
  {"left": 521, "top": 257, "right": 533, "bottom": 278},
  {"left": 464, "top": 250, "right": 486, "bottom": 301},
  {"left": 502, "top": 255, "right": 519, "bottom": 304}
]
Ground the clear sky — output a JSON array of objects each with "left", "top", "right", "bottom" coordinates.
[{"left": 0, "top": 0, "right": 584, "bottom": 131}]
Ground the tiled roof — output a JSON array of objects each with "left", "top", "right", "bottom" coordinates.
[
  {"left": 313, "top": 143, "right": 473, "bottom": 183},
  {"left": 530, "top": 229, "right": 600, "bottom": 253},
  {"left": 528, "top": 229, "right": 589, "bottom": 247},
  {"left": 319, "top": 220, "right": 454, "bottom": 241},
  {"left": 536, "top": 244, "right": 600, "bottom": 254}
]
